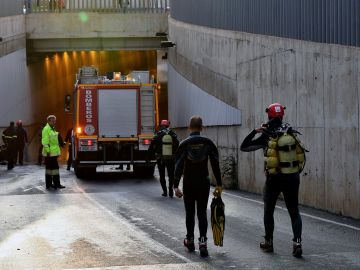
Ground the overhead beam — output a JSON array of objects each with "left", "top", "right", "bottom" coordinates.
[{"left": 27, "top": 36, "right": 168, "bottom": 52}]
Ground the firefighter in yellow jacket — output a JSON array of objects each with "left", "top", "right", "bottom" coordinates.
[
  {"left": 42, "top": 115, "right": 65, "bottom": 189},
  {"left": 240, "top": 103, "right": 306, "bottom": 258}
]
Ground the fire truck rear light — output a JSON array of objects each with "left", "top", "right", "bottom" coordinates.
[
  {"left": 143, "top": 139, "right": 150, "bottom": 145},
  {"left": 76, "top": 127, "right": 82, "bottom": 134},
  {"left": 79, "top": 138, "right": 97, "bottom": 151},
  {"left": 113, "top": 72, "right": 121, "bottom": 80}
]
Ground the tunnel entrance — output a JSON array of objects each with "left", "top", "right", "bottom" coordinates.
[{"left": 27, "top": 50, "right": 168, "bottom": 161}]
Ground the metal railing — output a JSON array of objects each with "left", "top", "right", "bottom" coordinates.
[
  {"left": 26, "top": 0, "right": 169, "bottom": 13},
  {"left": 0, "top": 0, "right": 24, "bottom": 17},
  {"left": 170, "top": 0, "right": 360, "bottom": 48}
]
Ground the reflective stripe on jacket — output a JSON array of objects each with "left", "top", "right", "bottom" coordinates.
[{"left": 42, "top": 123, "right": 61, "bottom": 157}]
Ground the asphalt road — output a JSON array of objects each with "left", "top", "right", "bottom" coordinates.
[{"left": 0, "top": 165, "right": 359, "bottom": 269}]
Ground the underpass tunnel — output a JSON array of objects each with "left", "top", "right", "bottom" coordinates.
[{"left": 26, "top": 50, "right": 168, "bottom": 162}]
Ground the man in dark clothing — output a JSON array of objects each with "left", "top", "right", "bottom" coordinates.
[
  {"left": 148, "top": 120, "right": 179, "bottom": 197},
  {"left": 240, "top": 103, "right": 304, "bottom": 258},
  {"left": 174, "top": 115, "right": 223, "bottom": 257},
  {"left": 64, "top": 128, "right": 73, "bottom": 170},
  {"left": 16, "top": 120, "right": 28, "bottom": 165},
  {"left": 2, "top": 121, "right": 18, "bottom": 170},
  {"left": 37, "top": 123, "right": 45, "bottom": 165}
]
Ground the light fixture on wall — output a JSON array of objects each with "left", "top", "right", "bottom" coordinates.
[
  {"left": 156, "top": 32, "right": 168, "bottom": 37},
  {"left": 160, "top": 41, "right": 176, "bottom": 48}
]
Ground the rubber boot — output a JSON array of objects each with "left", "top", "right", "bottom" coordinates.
[
  {"left": 168, "top": 187, "right": 174, "bottom": 198},
  {"left": 45, "top": 174, "right": 53, "bottom": 189},
  {"left": 198, "top": 237, "right": 208, "bottom": 257},
  {"left": 183, "top": 237, "right": 195, "bottom": 252},
  {"left": 292, "top": 238, "right": 302, "bottom": 258},
  {"left": 161, "top": 182, "right": 167, "bottom": 197},
  {"left": 260, "top": 237, "right": 274, "bottom": 253},
  {"left": 53, "top": 175, "right": 65, "bottom": 189}
]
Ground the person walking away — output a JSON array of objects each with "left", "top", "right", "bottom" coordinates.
[
  {"left": 42, "top": 115, "right": 65, "bottom": 189},
  {"left": 240, "top": 103, "right": 306, "bottom": 258},
  {"left": 65, "top": 128, "right": 73, "bottom": 170},
  {"left": 148, "top": 119, "right": 179, "bottom": 197},
  {"left": 2, "top": 121, "right": 18, "bottom": 170},
  {"left": 15, "top": 120, "right": 28, "bottom": 165},
  {"left": 174, "top": 115, "right": 223, "bottom": 257},
  {"left": 37, "top": 123, "right": 45, "bottom": 165}
]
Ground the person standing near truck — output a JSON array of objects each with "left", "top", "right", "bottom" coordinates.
[
  {"left": 42, "top": 115, "right": 65, "bottom": 189},
  {"left": 148, "top": 120, "right": 179, "bottom": 197}
]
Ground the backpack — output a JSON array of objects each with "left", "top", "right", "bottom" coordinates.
[
  {"left": 264, "top": 125, "right": 306, "bottom": 175},
  {"left": 161, "top": 130, "right": 173, "bottom": 158}
]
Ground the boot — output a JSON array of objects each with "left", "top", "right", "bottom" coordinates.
[
  {"left": 292, "top": 238, "right": 302, "bottom": 258},
  {"left": 198, "top": 237, "right": 208, "bottom": 257},
  {"left": 183, "top": 237, "right": 195, "bottom": 252},
  {"left": 161, "top": 182, "right": 167, "bottom": 197},
  {"left": 53, "top": 175, "right": 65, "bottom": 189},
  {"left": 260, "top": 237, "right": 273, "bottom": 253},
  {"left": 45, "top": 175, "right": 54, "bottom": 189},
  {"left": 168, "top": 187, "right": 174, "bottom": 198}
]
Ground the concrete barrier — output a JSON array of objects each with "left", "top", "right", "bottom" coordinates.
[{"left": 168, "top": 17, "right": 360, "bottom": 219}]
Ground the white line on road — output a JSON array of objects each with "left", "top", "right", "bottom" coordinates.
[
  {"left": 75, "top": 184, "right": 194, "bottom": 264},
  {"left": 221, "top": 190, "right": 360, "bottom": 231}
]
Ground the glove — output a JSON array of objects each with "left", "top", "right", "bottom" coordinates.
[{"left": 213, "top": 186, "right": 223, "bottom": 197}]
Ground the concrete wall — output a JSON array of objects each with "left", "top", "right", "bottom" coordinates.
[
  {"left": 0, "top": 15, "right": 39, "bottom": 162},
  {"left": 25, "top": 13, "right": 168, "bottom": 52},
  {"left": 26, "top": 13, "right": 168, "bottom": 39},
  {"left": 0, "top": 15, "right": 30, "bottom": 126},
  {"left": 168, "top": 17, "right": 360, "bottom": 219}
]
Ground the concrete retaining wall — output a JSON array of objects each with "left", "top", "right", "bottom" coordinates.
[
  {"left": 0, "top": 15, "right": 31, "bottom": 126},
  {"left": 168, "top": 17, "right": 360, "bottom": 219}
]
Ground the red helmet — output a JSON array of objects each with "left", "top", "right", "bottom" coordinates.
[
  {"left": 160, "top": 119, "right": 170, "bottom": 127},
  {"left": 16, "top": 120, "right": 23, "bottom": 126},
  {"left": 266, "top": 103, "right": 286, "bottom": 119}
]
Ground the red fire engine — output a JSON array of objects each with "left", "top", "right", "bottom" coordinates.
[{"left": 71, "top": 66, "right": 158, "bottom": 178}]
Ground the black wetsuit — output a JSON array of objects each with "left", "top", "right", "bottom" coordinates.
[
  {"left": 148, "top": 128, "right": 179, "bottom": 196},
  {"left": 240, "top": 118, "right": 302, "bottom": 242},
  {"left": 174, "top": 132, "right": 222, "bottom": 240}
]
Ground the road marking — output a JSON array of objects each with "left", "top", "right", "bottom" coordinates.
[
  {"left": 221, "top": 190, "right": 360, "bottom": 231},
  {"left": 74, "top": 182, "right": 193, "bottom": 264},
  {"left": 65, "top": 262, "right": 211, "bottom": 270}
]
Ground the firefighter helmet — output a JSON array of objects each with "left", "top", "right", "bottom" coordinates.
[
  {"left": 160, "top": 119, "right": 170, "bottom": 127},
  {"left": 266, "top": 103, "right": 286, "bottom": 119}
]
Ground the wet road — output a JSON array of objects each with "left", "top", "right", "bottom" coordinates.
[{"left": 0, "top": 165, "right": 359, "bottom": 269}]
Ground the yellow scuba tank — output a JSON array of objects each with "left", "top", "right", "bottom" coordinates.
[
  {"left": 264, "top": 138, "right": 280, "bottom": 175},
  {"left": 277, "top": 133, "right": 299, "bottom": 174},
  {"left": 264, "top": 125, "right": 307, "bottom": 175},
  {"left": 294, "top": 135, "right": 306, "bottom": 172},
  {"left": 161, "top": 133, "right": 173, "bottom": 158}
]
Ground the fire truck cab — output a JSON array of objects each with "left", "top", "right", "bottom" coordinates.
[{"left": 72, "top": 66, "right": 158, "bottom": 178}]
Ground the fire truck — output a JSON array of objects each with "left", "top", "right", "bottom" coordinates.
[{"left": 71, "top": 66, "right": 158, "bottom": 178}]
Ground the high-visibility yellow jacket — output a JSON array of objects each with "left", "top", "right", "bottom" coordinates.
[{"left": 42, "top": 123, "right": 61, "bottom": 157}]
